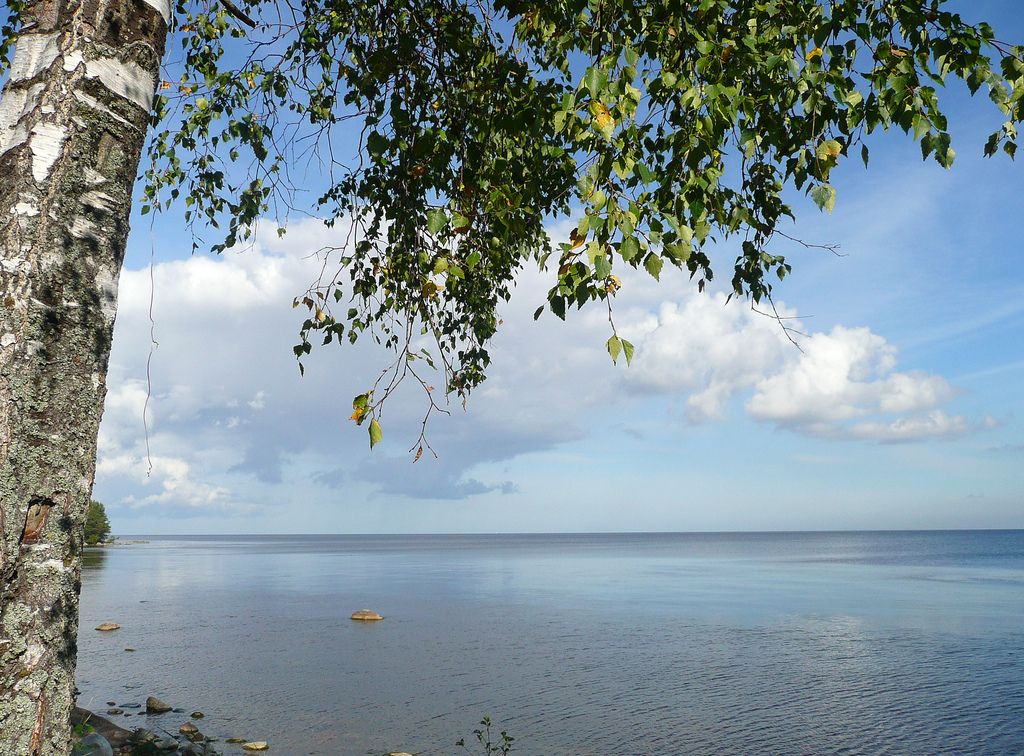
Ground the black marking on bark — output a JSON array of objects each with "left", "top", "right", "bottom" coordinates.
[{"left": 21, "top": 498, "right": 54, "bottom": 545}]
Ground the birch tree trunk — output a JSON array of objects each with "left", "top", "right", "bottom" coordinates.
[{"left": 0, "top": 0, "right": 167, "bottom": 752}]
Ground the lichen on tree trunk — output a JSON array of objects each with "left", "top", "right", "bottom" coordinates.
[{"left": 0, "top": 0, "right": 167, "bottom": 752}]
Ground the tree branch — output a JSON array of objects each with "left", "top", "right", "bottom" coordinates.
[{"left": 219, "top": 0, "right": 256, "bottom": 28}]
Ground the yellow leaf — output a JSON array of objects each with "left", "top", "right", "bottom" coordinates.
[
  {"left": 593, "top": 103, "right": 614, "bottom": 130},
  {"left": 806, "top": 47, "right": 823, "bottom": 60}
]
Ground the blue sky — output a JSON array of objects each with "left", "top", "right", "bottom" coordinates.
[{"left": 93, "top": 3, "right": 1024, "bottom": 534}]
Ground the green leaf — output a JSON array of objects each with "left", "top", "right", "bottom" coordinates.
[
  {"left": 369, "top": 419, "right": 382, "bottom": 449},
  {"left": 426, "top": 208, "right": 447, "bottom": 234},
  {"left": 584, "top": 66, "right": 608, "bottom": 99},
  {"left": 912, "top": 114, "right": 930, "bottom": 141},
  {"left": 594, "top": 254, "right": 612, "bottom": 280},
  {"left": 607, "top": 335, "right": 622, "bottom": 363},
  {"left": 550, "top": 295, "right": 566, "bottom": 320},
  {"left": 810, "top": 183, "right": 837, "bottom": 213},
  {"left": 622, "top": 339, "right": 635, "bottom": 366},
  {"left": 620, "top": 235, "right": 640, "bottom": 261},
  {"left": 644, "top": 253, "right": 663, "bottom": 280}
]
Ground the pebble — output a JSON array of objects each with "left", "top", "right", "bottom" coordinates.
[{"left": 106, "top": 708, "right": 123, "bottom": 715}]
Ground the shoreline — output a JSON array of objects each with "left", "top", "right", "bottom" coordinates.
[{"left": 72, "top": 702, "right": 261, "bottom": 756}]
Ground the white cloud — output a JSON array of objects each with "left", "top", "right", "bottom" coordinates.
[
  {"left": 623, "top": 292, "right": 794, "bottom": 421},
  {"left": 94, "top": 217, "right": 994, "bottom": 526},
  {"left": 745, "top": 325, "right": 958, "bottom": 435},
  {"left": 618, "top": 287, "right": 978, "bottom": 441}
]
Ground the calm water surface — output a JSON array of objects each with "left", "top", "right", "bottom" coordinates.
[{"left": 77, "top": 531, "right": 1024, "bottom": 756}]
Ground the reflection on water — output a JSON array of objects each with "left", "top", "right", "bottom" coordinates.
[
  {"left": 76, "top": 531, "right": 1024, "bottom": 756},
  {"left": 80, "top": 546, "right": 108, "bottom": 572}
]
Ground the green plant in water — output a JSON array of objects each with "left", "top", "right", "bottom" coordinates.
[{"left": 457, "top": 718, "right": 514, "bottom": 756}]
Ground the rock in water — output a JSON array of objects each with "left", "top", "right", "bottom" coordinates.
[
  {"left": 71, "top": 707, "right": 134, "bottom": 749},
  {"left": 95, "top": 622, "right": 120, "bottom": 631},
  {"left": 78, "top": 733, "right": 114, "bottom": 756},
  {"left": 146, "top": 696, "right": 173, "bottom": 713},
  {"left": 242, "top": 742, "right": 270, "bottom": 751},
  {"left": 350, "top": 609, "right": 383, "bottom": 621},
  {"left": 180, "top": 721, "right": 200, "bottom": 735},
  {"left": 155, "top": 734, "right": 179, "bottom": 750}
]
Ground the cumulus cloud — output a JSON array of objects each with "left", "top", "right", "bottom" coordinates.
[
  {"left": 622, "top": 292, "right": 794, "bottom": 421},
  {"left": 94, "top": 216, "right": 993, "bottom": 527},
  {"left": 621, "top": 291, "right": 981, "bottom": 442}
]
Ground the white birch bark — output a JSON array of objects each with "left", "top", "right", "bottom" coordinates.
[{"left": 0, "top": 0, "right": 167, "bottom": 752}]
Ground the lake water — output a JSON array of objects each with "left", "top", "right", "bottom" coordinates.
[{"left": 76, "top": 531, "right": 1024, "bottom": 756}]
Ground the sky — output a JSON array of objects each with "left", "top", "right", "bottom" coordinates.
[{"left": 93, "top": 4, "right": 1024, "bottom": 534}]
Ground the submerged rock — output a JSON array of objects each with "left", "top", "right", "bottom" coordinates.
[
  {"left": 77, "top": 733, "right": 113, "bottom": 756},
  {"left": 350, "top": 609, "right": 383, "bottom": 621},
  {"left": 190, "top": 711, "right": 205, "bottom": 719},
  {"left": 146, "top": 696, "right": 173, "bottom": 713},
  {"left": 182, "top": 742, "right": 220, "bottom": 756},
  {"left": 242, "top": 742, "right": 269, "bottom": 751},
  {"left": 95, "top": 622, "right": 120, "bottom": 631}
]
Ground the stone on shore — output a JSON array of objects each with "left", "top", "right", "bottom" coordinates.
[
  {"left": 350, "top": 609, "right": 383, "bottom": 621},
  {"left": 242, "top": 742, "right": 270, "bottom": 751},
  {"left": 95, "top": 622, "right": 120, "bottom": 631},
  {"left": 71, "top": 707, "right": 135, "bottom": 749},
  {"left": 146, "top": 696, "right": 173, "bottom": 713},
  {"left": 79, "top": 733, "right": 113, "bottom": 756}
]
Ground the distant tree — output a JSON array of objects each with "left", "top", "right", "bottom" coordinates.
[{"left": 84, "top": 502, "right": 112, "bottom": 546}]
